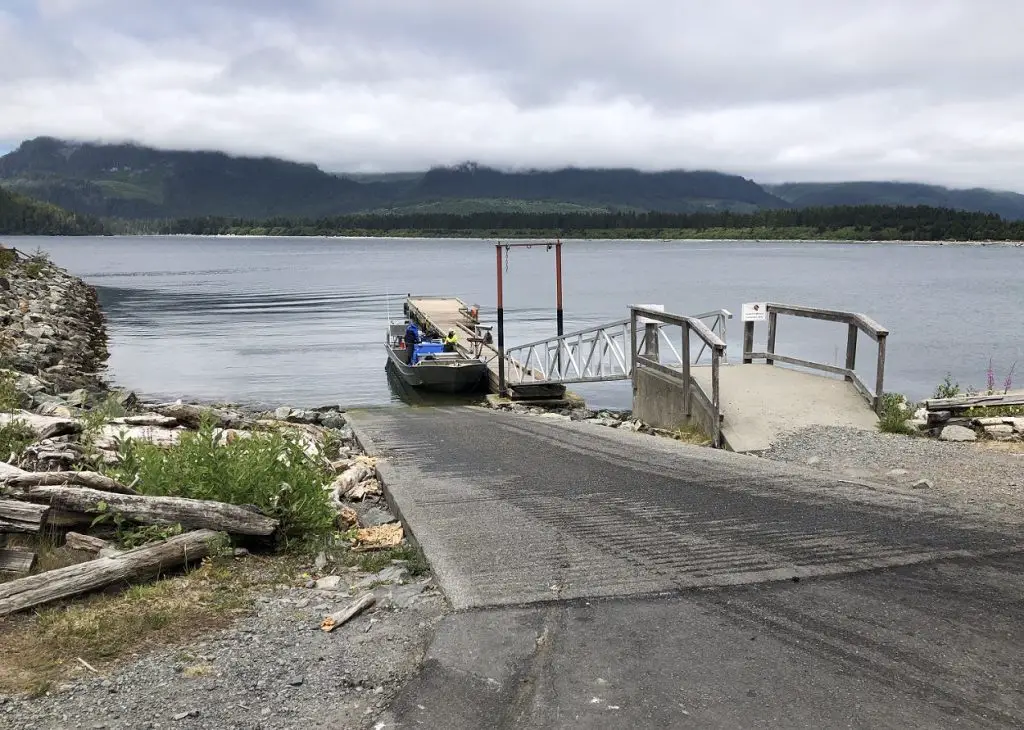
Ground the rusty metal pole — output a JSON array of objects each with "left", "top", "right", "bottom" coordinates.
[
  {"left": 555, "top": 240, "right": 564, "bottom": 375},
  {"left": 496, "top": 244, "right": 506, "bottom": 396}
]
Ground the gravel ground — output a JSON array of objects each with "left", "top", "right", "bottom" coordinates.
[
  {"left": 764, "top": 426, "right": 1024, "bottom": 524},
  {"left": 0, "top": 574, "right": 448, "bottom": 730}
]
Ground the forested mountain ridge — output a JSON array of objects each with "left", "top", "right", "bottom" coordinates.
[
  {"left": 0, "top": 186, "right": 105, "bottom": 235},
  {"left": 0, "top": 138, "right": 787, "bottom": 218},
  {"left": 767, "top": 181, "right": 1024, "bottom": 221}
]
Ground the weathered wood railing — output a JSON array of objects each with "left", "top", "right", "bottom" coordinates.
[
  {"left": 630, "top": 306, "right": 727, "bottom": 447},
  {"left": 742, "top": 303, "right": 889, "bottom": 413}
]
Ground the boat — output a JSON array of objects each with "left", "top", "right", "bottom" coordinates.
[{"left": 385, "top": 322, "right": 488, "bottom": 393}]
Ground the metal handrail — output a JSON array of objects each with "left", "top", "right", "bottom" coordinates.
[{"left": 502, "top": 308, "right": 731, "bottom": 387}]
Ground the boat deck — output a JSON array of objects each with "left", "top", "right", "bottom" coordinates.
[{"left": 404, "top": 296, "right": 562, "bottom": 398}]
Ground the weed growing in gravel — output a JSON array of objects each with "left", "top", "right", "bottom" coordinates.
[
  {"left": 877, "top": 393, "right": 918, "bottom": 435},
  {"left": 344, "top": 543, "right": 430, "bottom": 576},
  {"left": 107, "top": 420, "right": 336, "bottom": 541}
]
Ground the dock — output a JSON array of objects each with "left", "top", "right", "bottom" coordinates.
[{"left": 403, "top": 296, "right": 568, "bottom": 401}]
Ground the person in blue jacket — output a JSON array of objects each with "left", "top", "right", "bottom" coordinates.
[{"left": 403, "top": 320, "right": 421, "bottom": 348}]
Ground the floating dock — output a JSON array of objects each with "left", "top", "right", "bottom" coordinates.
[{"left": 403, "top": 296, "right": 569, "bottom": 402}]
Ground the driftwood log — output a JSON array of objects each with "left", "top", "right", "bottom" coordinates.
[
  {"left": 15, "top": 486, "right": 279, "bottom": 536},
  {"left": 321, "top": 593, "right": 376, "bottom": 632},
  {"left": 65, "top": 531, "right": 113, "bottom": 553},
  {"left": 0, "top": 548, "right": 36, "bottom": 575},
  {"left": 924, "top": 392, "right": 1024, "bottom": 411},
  {"left": 0, "top": 529, "right": 222, "bottom": 616},
  {"left": 0, "top": 499, "right": 49, "bottom": 533},
  {"left": 5, "top": 471, "right": 139, "bottom": 496}
]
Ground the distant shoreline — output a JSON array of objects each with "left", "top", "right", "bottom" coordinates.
[{"left": 31, "top": 232, "right": 1024, "bottom": 246}]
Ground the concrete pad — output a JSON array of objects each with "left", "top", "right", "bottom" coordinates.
[
  {"left": 350, "top": 407, "right": 1018, "bottom": 611},
  {"left": 693, "top": 364, "right": 880, "bottom": 453}
]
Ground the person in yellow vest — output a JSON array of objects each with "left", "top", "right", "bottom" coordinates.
[{"left": 443, "top": 329, "right": 459, "bottom": 352}]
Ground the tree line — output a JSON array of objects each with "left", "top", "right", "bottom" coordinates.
[
  {"left": 140, "top": 205, "right": 1024, "bottom": 241},
  {"left": 0, "top": 187, "right": 106, "bottom": 236}
]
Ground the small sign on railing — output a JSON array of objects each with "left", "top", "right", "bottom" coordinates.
[
  {"left": 635, "top": 304, "right": 665, "bottom": 325},
  {"left": 741, "top": 303, "right": 767, "bottom": 322}
]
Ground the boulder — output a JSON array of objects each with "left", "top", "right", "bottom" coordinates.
[
  {"left": 984, "top": 424, "right": 1016, "bottom": 440},
  {"left": 319, "top": 410, "right": 347, "bottom": 430},
  {"left": 359, "top": 506, "right": 398, "bottom": 527},
  {"left": 939, "top": 425, "right": 977, "bottom": 442}
]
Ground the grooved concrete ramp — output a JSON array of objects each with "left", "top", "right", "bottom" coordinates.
[
  {"left": 350, "top": 407, "right": 1019, "bottom": 610},
  {"left": 692, "top": 363, "right": 881, "bottom": 453}
]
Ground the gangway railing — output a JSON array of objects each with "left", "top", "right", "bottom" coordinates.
[{"left": 502, "top": 308, "right": 731, "bottom": 387}]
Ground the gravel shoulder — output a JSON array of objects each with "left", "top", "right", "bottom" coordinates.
[
  {"left": 763, "top": 426, "right": 1024, "bottom": 525},
  {"left": 0, "top": 562, "right": 449, "bottom": 730}
]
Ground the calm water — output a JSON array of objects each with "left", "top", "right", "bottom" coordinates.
[{"left": 11, "top": 236, "right": 1024, "bottom": 410}]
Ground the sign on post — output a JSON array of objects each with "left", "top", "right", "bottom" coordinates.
[{"left": 741, "top": 302, "right": 767, "bottom": 322}]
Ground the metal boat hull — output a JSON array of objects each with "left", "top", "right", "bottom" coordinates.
[{"left": 385, "top": 344, "right": 487, "bottom": 394}]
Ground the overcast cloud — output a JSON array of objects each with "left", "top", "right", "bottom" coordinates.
[{"left": 2, "top": 0, "right": 1023, "bottom": 189}]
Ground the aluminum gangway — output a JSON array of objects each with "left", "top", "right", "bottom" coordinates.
[{"left": 502, "top": 309, "right": 732, "bottom": 387}]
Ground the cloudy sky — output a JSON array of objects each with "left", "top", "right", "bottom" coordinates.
[{"left": 2, "top": 0, "right": 1023, "bottom": 189}]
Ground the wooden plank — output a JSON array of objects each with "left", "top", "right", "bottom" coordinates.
[
  {"left": 764, "top": 303, "right": 888, "bottom": 340},
  {"left": 850, "top": 374, "right": 874, "bottom": 405},
  {"left": 924, "top": 392, "right": 1024, "bottom": 411},
  {"left": 766, "top": 312, "right": 778, "bottom": 365},
  {"left": 845, "top": 323, "right": 858, "bottom": 374},
  {"left": 636, "top": 357, "right": 687, "bottom": 385},
  {"left": 0, "top": 548, "right": 36, "bottom": 574},
  {"left": 0, "top": 499, "right": 49, "bottom": 533},
  {"left": 746, "top": 352, "right": 851, "bottom": 378},
  {"left": 631, "top": 307, "right": 725, "bottom": 349}
]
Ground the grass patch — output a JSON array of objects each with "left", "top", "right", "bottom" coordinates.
[
  {"left": 339, "top": 542, "right": 430, "bottom": 577},
  {"left": 877, "top": 393, "right": 918, "bottom": 435},
  {"left": 0, "top": 370, "right": 25, "bottom": 411},
  {"left": 106, "top": 420, "right": 336, "bottom": 542},
  {"left": 667, "top": 423, "right": 713, "bottom": 446},
  {"left": 964, "top": 405, "right": 1024, "bottom": 418},
  {"left": 0, "top": 556, "right": 296, "bottom": 696}
]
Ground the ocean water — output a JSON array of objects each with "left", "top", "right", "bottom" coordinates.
[{"left": 13, "top": 235, "right": 1024, "bottom": 410}]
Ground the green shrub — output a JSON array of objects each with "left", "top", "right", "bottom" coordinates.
[
  {"left": 877, "top": 392, "right": 917, "bottom": 435},
  {"left": 0, "top": 371, "right": 22, "bottom": 412},
  {"left": 107, "top": 422, "right": 335, "bottom": 541},
  {"left": 0, "top": 419, "right": 38, "bottom": 459},
  {"left": 933, "top": 373, "right": 960, "bottom": 400}
]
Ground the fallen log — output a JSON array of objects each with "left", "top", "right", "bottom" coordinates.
[
  {"left": 0, "top": 529, "right": 221, "bottom": 616},
  {"left": 924, "top": 392, "right": 1024, "bottom": 411},
  {"left": 0, "top": 548, "right": 36, "bottom": 575},
  {"left": 16, "top": 486, "right": 279, "bottom": 536},
  {"left": 64, "top": 531, "right": 112, "bottom": 553},
  {"left": 5, "top": 471, "right": 140, "bottom": 496},
  {"left": 0, "top": 499, "right": 48, "bottom": 533},
  {"left": 321, "top": 593, "right": 375, "bottom": 632}
]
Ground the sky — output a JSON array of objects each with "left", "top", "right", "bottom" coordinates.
[{"left": 2, "top": 0, "right": 1024, "bottom": 190}]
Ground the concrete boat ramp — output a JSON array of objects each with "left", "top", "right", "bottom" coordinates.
[{"left": 350, "top": 407, "right": 1024, "bottom": 728}]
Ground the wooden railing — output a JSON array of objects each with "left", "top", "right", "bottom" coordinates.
[
  {"left": 742, "top": 303, "right": 889, "bottom": 413},
  {"left": 630, "top": 306, "right": 727, "bottom": 447}
]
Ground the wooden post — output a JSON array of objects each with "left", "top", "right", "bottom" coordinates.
[
  {"left": 711, "top": 346, "right": 722, "bottom": 448},
  {"left": 742, "top": 321, "right": 754, "bottom": 364},
  {"left": 766, "top": 311, "right": 778, "bottom": 365},
  {"left": 845, "top": 323, "right": 858, "bottom": 382},
  {"left": 681, "top": 323, "right": 691, "bottom": 416},
  {"left": 643, "top": 322, "right": 659, "bottom": 360},
  {"left": 496, "top": 244, "right": 506, "bottom": 396},
  {"left": 629, "top": 309, "right": 638, "bottom": 391},
  {"left": 874, "top": 333, "right": 887, "bottom": 413}
]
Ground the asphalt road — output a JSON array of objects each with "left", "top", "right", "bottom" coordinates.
[{"left": 350, "top": 407, "right": 1024, "bottom": 728}]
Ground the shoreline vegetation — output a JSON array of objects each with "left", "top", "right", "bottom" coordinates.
[
  {"left": 6, "top": 189, "right": 1024, "bottom": 243},
  {"left": 128, "top": 205, "right": 1024, "bottom": 242}
]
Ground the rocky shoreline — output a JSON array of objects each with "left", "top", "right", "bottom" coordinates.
[{"left": 0, "top": 246, "right": 445, "bottom": 729}]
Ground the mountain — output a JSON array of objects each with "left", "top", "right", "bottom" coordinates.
[
  {"left": 0, "top": 185, "right": 105, "bottom": 235},
  {"left": 767, "top": 182, "right": 1024, "bottom": 221},
  {"left": 0, "top": 137, "right": 381, "bottom": 219},
  {"left": 0, "top": 138, "right": 789, "bottom": 219}
]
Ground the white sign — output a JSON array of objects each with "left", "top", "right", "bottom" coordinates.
[
  {"left": 741, "top": 302, "right": 768, "bottom": 322},
  {"left": 635, "top": 304, "right": 665, "bottom": 325}
]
